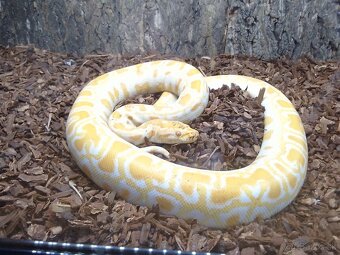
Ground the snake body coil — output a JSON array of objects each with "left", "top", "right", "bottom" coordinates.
[{"left": 66, "top": 60, "right": 308, "bottom": 228}]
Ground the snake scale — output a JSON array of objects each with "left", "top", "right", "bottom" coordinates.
[{"left": 66, "top": 60, "right": 308, "bottom": 228}]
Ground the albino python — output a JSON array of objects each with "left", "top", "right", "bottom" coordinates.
[{"left": 66, "top": 60, "right": 308, "bottom": 228}]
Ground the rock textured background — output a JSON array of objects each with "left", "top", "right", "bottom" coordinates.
[{"left": 0, "top": 0, "right": 339, "bottom": 60}]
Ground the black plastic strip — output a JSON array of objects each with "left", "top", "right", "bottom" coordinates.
[{"left": 0, "top": 238, "right": 225, "bottom": 255}]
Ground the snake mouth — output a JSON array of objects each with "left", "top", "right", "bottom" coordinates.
[{"left": 178, "top": 130, "right": 199, "bottom": 143}]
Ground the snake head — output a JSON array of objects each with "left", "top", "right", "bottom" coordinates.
[{"left": 145, "top": 120, "right": 199, "bottom": 144}]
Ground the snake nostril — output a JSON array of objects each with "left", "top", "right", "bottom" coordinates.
[{"left": 176, "top": 131, "right": 181, "bottom": 137}]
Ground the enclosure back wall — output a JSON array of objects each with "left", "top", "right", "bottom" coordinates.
[{"left": 0, "top": 0, "right": 338, "bottom": 60}]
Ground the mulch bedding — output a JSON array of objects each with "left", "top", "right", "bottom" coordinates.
[{"left": 0, "top": 45, "right": 339, "bottom": 255}]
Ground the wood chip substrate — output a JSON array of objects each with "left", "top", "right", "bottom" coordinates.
[{"left": 0, "top": 46, "right": 339, "bottom": 254}]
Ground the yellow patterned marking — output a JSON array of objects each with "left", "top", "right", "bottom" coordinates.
[
  {"left": 121, "top": 83, "right": 129, "bottom": 98},
  {"left": 120, "top": 188, "right": 130, "bottom": 199},
  {"left": 166, "top": 61, "right": 177, "bottom": 66},
  {"left": 266, "top": 86, "right": 277, "bottom": 94},
  {"left": 187, "top": 69, "right": 200, "bottom": 76},
  {"left": 79, "top": 90, "right": 92, "bottom": 96},
  {"left": 70, "top": 110, "right": 90, "bottom": 119},
  {"left": 191, "top": 80, "right": 202, "bottom": 92},
  {"left": 156, "top": 196, "right": 174, "bottom": 212},
  {"left": 89, "top": 73, "right": 110, "bottom": 86},
  {"left": 129, "top": 135, "right": 143, "bottom": 142},
  {"left": 74, "top": 124, "right": 100, "bottom": 151},
  {"left": 113, "top": 141, "right": 132, "bottom": 154},
  {"left": 109, "top": 88, "right": 119, "bottom": 99},
  {"left": 263, "top": 130, "right": 273, "bottom": 141},
  {"left": 83, "top": 123, "right": 99, "bottom": 139},
  {"left": 155, "top": 83, "right": 166, "bottom": 91},
  {"left": 287, "top": 148, "right": 305, "bottom": 169},
  {"left": 226, "top": 215, "right": 240, "bottom": 226},
  {"left": 74, "top": 101, "right": 94, "bottom": 108},
  {"left": 98, "top": 152, "right": 116, "bottom": 173},
  {"left": 278, "top": 100, "right": 292, "bottom": 108},
  {"left": 135, "top": 64, "right": 143, "bottom": 74},
  {"left": 288, "top": 115, "right": 304, "bottom": 132},
  {"left": 275, "top": 163, "right": 297, "bottom": 189},
  {"left": 151, "top": 61, "right": 162, "bottom": 66},
  {"left": 139, "top": 105, "right": 147, "bottom": 111},
  {"left": 191, "top": 103, "right": 203, "bottom": 112},
  {"left": 264, "top": 117, "right": 272, "bottom": 125},
  {"left": 113, "top": 123, "right": 128, "bottom": 130},
  {"left": 136, "top": 82, "right": 150, "bottom": 94},
  {"left": 112, "top": 112, "right": 121, "bottom": 119},
  {"left": 129, "top": 155, "right": 152, "bottom": 180},
  {"left": 181, "top": 172, "right": 211, "bottom": 196},
  {"left": 219, "top": 168, "right": 281, "bottom": 203},
  {"left": 178, "top": 94, "right": 191, "bottom": 105},
  {"left": 179, "top": 62, "right": 186, "bottom": 70},
  {"left": 74, "top": 138, "right": 85, "bottom": 152},
  {"left": 101, "top": 99, "right": 111, "bottom": 109},
  {"left": 288, "top": 135, "right": 307, "bottom": 150}
]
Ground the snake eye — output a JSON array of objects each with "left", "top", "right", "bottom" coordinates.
[{"left": 176, "top": 131, "right": 181, "bottom": 137}]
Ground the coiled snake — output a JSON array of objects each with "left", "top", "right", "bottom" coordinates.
[{"left": 66, "top": 60, "right": 308, "bottom": 228}]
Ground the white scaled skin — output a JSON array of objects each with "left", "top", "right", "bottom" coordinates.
[{"left": 66, "top": 60, "right": 308, "bottom": 228}]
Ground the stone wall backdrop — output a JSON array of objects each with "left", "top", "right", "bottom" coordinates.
[{"left": 0, "top": 0, "right": 339, "bottom": 60}]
